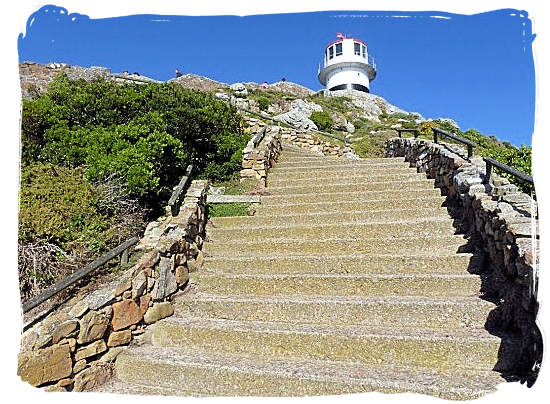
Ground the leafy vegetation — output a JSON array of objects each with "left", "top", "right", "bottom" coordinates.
[
  {"left": 310, "top": 111, "right": 334, "bottom": 132},
  {"left": 19, "top": 73, "right": 249, "bottom": 299}
]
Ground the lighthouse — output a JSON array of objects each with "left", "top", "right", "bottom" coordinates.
[{"left": 318, "top": 33, "right": 377, "bottom": 93}]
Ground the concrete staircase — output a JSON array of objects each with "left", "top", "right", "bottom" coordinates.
[{"left": 107, "top": 143, "right": 507, "bottom": 399}]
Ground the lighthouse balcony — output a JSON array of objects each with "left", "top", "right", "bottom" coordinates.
[{"left": 318, "top": 59, "right": 377, "bottom": 86}]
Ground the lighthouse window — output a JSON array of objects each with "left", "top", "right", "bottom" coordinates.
[
  {"left": 335, "top": 43, "right": 343, "bottom": 56},
  {"left": 354, "top": 42, "right": 361, "bottom": 55},
  {"left": 361, "top": 45, "right": 366, "bottom": 58},
  {"left": 328, "top": 46, "right": 334, "bottom": 59}
]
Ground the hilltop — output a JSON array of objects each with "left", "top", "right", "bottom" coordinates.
[{"left": 18, "top": 61, "right": 529, "bottom": 171}]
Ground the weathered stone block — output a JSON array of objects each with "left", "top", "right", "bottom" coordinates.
[
  {"left": 144, "top": 302, "right": 174, "bottom": 324},
  {"left": 107, "top": 329, "right": 132, "bottom": 347},
  {"left": 77, "top": 310, "right": 109, "bottom": 344},
  {"left": 75, "top": 339, "right": 107, "bottom": 362},
  {"left": 18, "top": 343, "right": 72, "bottom": 386},
  {"left": 111, "top": 299, "right": 142, "bottom": 331}
]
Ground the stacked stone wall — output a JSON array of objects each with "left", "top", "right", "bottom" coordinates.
[
  {"left": 240, "top": 124, "right": 282, "bottom": 185},
  {"left": 386, "top": 137, "right": 541, "bottom": 381},
  {"left": 17, "top": 180, "right": 208, "bottom": 391}
]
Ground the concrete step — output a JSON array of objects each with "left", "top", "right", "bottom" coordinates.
[
  {"left": 190, "top": 272, "right": 481, "bottom": 299},
  {"left": 267, "top": 172, "right": 427, "bottom": 187},
  {"left": 202, "top": 253, "right": 475, "bottom": 275},
  {"left": 113, "top": 345, "right": 503, "bottom": 399},
  {"left": 209, "top": 208, "right": 450, "bottom": 228},
  {"left": 176, "top": 293, "right": 495, "bottom": 330},
  {"left": 267, "top": 179, "right": 436, "bottom": 195},
  {"left": 207, "top": 218, "right": 457, "bottom": 241},
  {"left": 274, "top": 157, "right": 406, "bottom": 167},
  {"left": 151, "top": 317, "right": 504, "bottom": 372},
  {"left": 260, "top": 189, "right": 442, "bottom": 204},
  {"left": 270, "top": 163, "right": 411, "bottom": 175},
  {"left": 255, "top": 197, "right": 445, "bottom": 214},
  {"left": 202, "top": 235, "right": 469, "bottom": 256}
]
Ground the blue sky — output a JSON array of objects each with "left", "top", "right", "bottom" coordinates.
[{"left": 18, "top": 6, "right": 535, "bottom": 146}]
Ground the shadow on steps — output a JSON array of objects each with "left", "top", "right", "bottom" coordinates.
[{"left": 444, "top": 196, "right": 542, "bottom": 388}]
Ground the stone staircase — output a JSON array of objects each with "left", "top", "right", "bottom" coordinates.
[{"left": 105, "top": 143, "right": 509, "bottom": 399}]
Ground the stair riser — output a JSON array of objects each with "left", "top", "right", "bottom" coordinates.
[
  {"left": 270, "top": 165, "right": 411, "bottom": 175},
  {"left": 260, "top": 189, "right": 442, "bottom": 204},
  {"left": 269, "top": 168, "right": 416, "bottom": 180},
  {"left": 115, "top": 354, "right": 378, "bottom": 397},
  {"left": 152, "top": 320, "right": 500, "bottom": 372},
  {"left": 274, "top": 162, "right": 408, "bottom": 170},
  {"left": 256, "top": 198, "right": 445, "bottom": 214},
  {"left": 176, "top": 298, "right": 492, "bottom": 329},
  {"left": 208, "top": 220, "right": 456, "bottom": 241},
  {"left": 210, "top": 209, "right": 449, "bottom": 227},
  {"left": 268, "top": 181, "right": 435, "bottom": 195},
  {"left": 202, "top": 238, "right": 468, "bottom": 256},
  {"left": 202, "top": 255, "right": 474, "bottom": 275},
  {"left": 193, "top": 273, "right": 481, "bottom": 298},
  {"left": 267, "top": 173, "right": 427, "bottom": 187}
]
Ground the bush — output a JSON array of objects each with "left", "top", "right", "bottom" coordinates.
[
  {"left": 310, "top": 111, "right": 333, "bottom": 131},
  {"left": 257, "top": 97, "right": 270, "bottom": 111},
  {"left": 22, "top": 74, "right": 248, "bottom": 199}
]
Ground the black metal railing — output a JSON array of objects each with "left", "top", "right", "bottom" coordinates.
[
  {"left": 22, "top": 237, "right": 139, "bottom": 314},
  {"left": 396, "top": 126, "right": 533, "bottom": 192},
  {"left": 252, "top": 126, "right": 267, "bottom": 148},
  {"left": 168, "top": 164, "right": 194, "bottom": 216},
  {"left": 483, "top": 157, "right": 534, "bottom": 186},
  {"left": 432, "top": 127, "right": 475, "bottom": 160},
  {"left": 396, "top": 128, "right": 419, "bottom": 138}
]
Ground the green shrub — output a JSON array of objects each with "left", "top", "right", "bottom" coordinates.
[
  {"left": 310, "top": 111, "right": 334, "bottom": 131},
  {"left": 21, "top": 73, "right": 248, "bottom": 199},
  {"left": 257, "top": 97, "right": 270, "bottom": 111},
  {"left": 18, "top": 163, "right": 109, "bottom": 250}
]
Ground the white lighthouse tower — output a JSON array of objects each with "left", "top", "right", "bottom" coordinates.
[{"left": 318, "top": 33, "right": 377, "bottom": 93}]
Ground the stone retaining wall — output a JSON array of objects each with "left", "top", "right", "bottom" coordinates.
[
  {"left": 280, "top": 128, "right": 352, "bottom": 156},
  {"left": 17, "top": 180, "right": 208, "bottom": 392},
  {"left": 240, "top": 124, "right": 282, "bottom": 185},
  {"left": 386, "top": 137, "right": 541, "bottom": 382}
]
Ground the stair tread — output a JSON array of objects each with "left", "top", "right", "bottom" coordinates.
[
  {"left": 159, "top": 316, "right": 501, "bottom": 342},
  {"left": 111, "top": 345, "right": 503, "bottom": 399}
]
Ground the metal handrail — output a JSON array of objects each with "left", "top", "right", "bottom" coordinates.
[
  {"left": 252, "top": 126, "right": 267, "bottom": 148},
  {"left": 396, "top": 128, "right": 419, "bottom": 138},
  {"left": 432, "top": 127, "right": 475, "bottom": 160},
  {"left": 168, "top": 164, "right": 194, "bottom": 216},
  {"left": 396, "top": 126, "right": 532, "bottom": 188},
  {"left": 483, "top": 157, "right": 534, "bottom": 186},
  {"left": 22, "top": 237, "right": 139, "bottom": 314}
]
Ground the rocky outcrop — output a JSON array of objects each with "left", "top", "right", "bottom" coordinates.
[
  {"left": 268, "top": 81, "right": 315, "bottom": 98},
  {"left": 328, "top": 89, "right": 410, "bottom": 122},
  {"left": 229, "top": 82, "right": 248, "bottom": 98},
  {"left": 273, "top": 99, "right": 322, "bottom": 131},
  {"left": 19, "top": 62, "right": 111, "bottom": 99},
  {"left": 168, "top": 73, "right": 228, "bottom": 92}
]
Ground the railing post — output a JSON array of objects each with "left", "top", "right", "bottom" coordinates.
[
  {"left": 414, "top": 130, "right": 419, "bottom": 139},
  {"left": 120, "top": 247, "right": 129, "bottom": 265},
  {"left": 467, "top": 145, "right": 473, "bottom": 160},
  {"left": 397, "top": 129, "right": 402, "bottom": 138},
  {"left": 433, "top": 129, "right": 438, "bottom": 144},
  {"left": 484, "top": 161, "right": 492, "bottom": 184}
]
